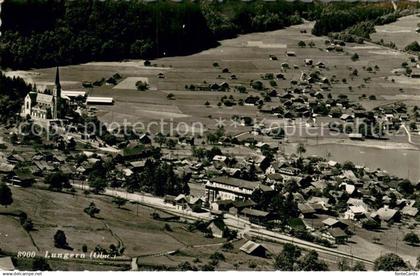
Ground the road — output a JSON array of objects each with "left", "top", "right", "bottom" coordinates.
[
  {"left": 72, "top": 183, "right": 374, "bottom": 266},
  {"left": 401, "top": 124, "right": 418, "bottom": 146}
]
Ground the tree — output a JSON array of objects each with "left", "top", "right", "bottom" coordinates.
[
  {"left": 404, "top": 41, "right": 420, "bottom": 52},
  {"left": 298, "top": 250, "right": 328, "bottom": 271},
  {"left": 167, "top": 93, "right": 175, "bottom": 100},
  {"left": 296, "top": 143, "right": 306, "bottom": 157},
  {"left": 403, "top": 232, "right": 420, "bottom": 246},
  {"left": 89, "top": 177, "right": 107, "bottom": 194},
  {"left": 22, "top": 218, "right": 34, "bottom": 231},
  {"left": 351, "top": 53, "right": 359, "bottom": 61},
  {"left": 54, "top": 230, "right": 69, "bottom": 249},
  {"left": 274, "top": 243, "right": 301, "bottom": 271},
  {"left": 374, "top": 253, "right": 408, "bottom": 271},
  {"left": 0, "top": 183, "right": 13, "bottom": 207},
  {"left": 32, "top": 257, "right": 51, "bottom": 271},
  {"left": 154, "top": 132, "right": 167, "bottom": 147},
  {"left": 352, "top": 261, "right": 366, "bottom": 271},
  {"left": 45, "top": 171, "right": 70, "bottom": 191},
  {"left": 136, "top": 81, "right": 149, "bottom": 91},
  {"left": 112, "top": 197, "right": 128, "bottom": 208},
  {"left": 298, "top": 41, "right": 306, "bottom": 48}
]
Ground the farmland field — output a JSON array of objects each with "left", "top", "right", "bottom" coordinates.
[{"left": 4, "top": 17, "right": 420, "bottom": 180}]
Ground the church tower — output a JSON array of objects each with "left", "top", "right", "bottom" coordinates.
[{"left": 53, "top": 66, "right": 61, "bottom": 119}]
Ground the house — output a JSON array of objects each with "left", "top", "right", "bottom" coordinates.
[
  {"left": 326, "top": 227, "right": 348, "bottom": 244},
  {"left": 213, "top": 155, "right": 229, "bottom": 168},
  {"left": 344, "top": 205, "right": 367, "bottom": 220},
  {"left": 376, "top": 206, "right": 401, "bottom": 222},
  {"left": 340, "top": 114, "right": 354, "bottom": 122},
  {"left": 139, "top": 134, "right": 152, "bottom": 144},
  {"left": 188, "top": 197, "right": 203, "bottom": 210},
  {"left": 7, "top": 154, "right": 24, "bottom": 164},
  {"left": 286, "top": 51, "right": 296, "bottom": 57},
  {"left": 298, "top": 203, "right": 316, "bottom": 218},
  {"left": 401, "top": 206, "right": 418, "bottom": 217},
  {"left": 240, "top": 208, "right": 270, "bottom": 223},
  {"left": 129, "top": 160, "right": 146, "bottom": 172},
  {"left": 411, "top": 69, "right": 420, "bottom": 78},
  {"left": 0, "top": 256, "right": 15, "bottom": 271},
  {"left": 0, "top": 162, "right": 15, "bottom": 174},
  {"left": 207, "top": 220, "right": 225, "bottom": 238},
  {"left": 211, "top": 199, "right": 234, "bottom": 211},
  {"left": 205, "top": 176, "right": 261, "bottom": 202},
  {"left": 174, "top": 194, "right": 189, "bottom": 210},
  {"left": 229, "top": 199, "right": 257, "bottom": 215},
  {"left": 322, "top": 218, "right": 348, "bottom": 230},
  {"left": 9, "top": 169, "right": 35, "bottom": 187},
  {"left": 240, "top": 240, "right": 269, "bottom": 258}
]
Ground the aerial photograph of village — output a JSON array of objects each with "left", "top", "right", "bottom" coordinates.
[{"left": 0, "top": 0, "right": 419, "bottom": 273}]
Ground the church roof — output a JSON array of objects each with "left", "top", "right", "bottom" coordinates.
[{"left": 35, "top": 93, "right": 54, "bottom": 104}]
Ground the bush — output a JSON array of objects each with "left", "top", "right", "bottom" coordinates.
[
  {"left": 403, "top": 232, "right": 420, "bottom": 246},
  {"left": 136, "top": 81, "right": 149, "bottom": 91},
  {"left": 374, "top": 253, "right": 408, "bottom": 271},
  {"left": 351, "top": 53, "right": 359, "bottom": 61},
  {"left": 54, "top": 230, "right": 69, "bottom": 249},
  {"left": 404, "top": 41, "right": 420, "bottom": 52}
]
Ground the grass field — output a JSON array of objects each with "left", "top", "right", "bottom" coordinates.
[
  {"left": 371, "top": 14, "right": 420, "bottom": 50},
  {"left": 0, "top": 187, "right": 269, "bottom": 270}
]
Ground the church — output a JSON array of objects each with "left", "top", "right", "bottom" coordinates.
[{"left": 21, "top": 67, "right": 63, "bottom": 120}]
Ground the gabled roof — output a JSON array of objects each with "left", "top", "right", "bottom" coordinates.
[
  {"left": 377, "top": 206, "right": 399, "bottom": 221},
  {"left": 241, "top": 208, "right": 269, "bottom": 217},
  {"left": 0, "top": 162, "right": 15, "bottom": 173},
  {"left": 240, "top": 240, "right": 268, "bottom": 254},
  {"left": 298, "top": 203, "right": 316, "bottom": 214},
  {"left": 401, "top": 206, "right": 418, "bottom": 217},
  {"left": 322, "top": 217, "right": 339, "bottom": 227},
  {"left": 328, "top": 227, "right": 348, "bottom": 238}
]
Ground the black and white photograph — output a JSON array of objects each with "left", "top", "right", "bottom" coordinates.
[{"left": 0, "top": 0, "right": 420, "bottom": 273}]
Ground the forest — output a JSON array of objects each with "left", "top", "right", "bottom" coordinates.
[
  {"left": 0, "top": 73, "right": 33, "bottom": 122},
  {"left": 0, "top": 0, "right": 417, "bottom": 69}
]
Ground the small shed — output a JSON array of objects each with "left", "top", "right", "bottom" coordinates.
[{"left": 240, "top": 240, "right": 269, "bottom": 258}]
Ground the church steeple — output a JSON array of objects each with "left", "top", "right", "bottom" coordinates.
[
  {"left": 55, "top": 66, "right": 61, "bottom": 90},
  {"left": 53, "top": 66, "right": 61, "bottom": 119}
]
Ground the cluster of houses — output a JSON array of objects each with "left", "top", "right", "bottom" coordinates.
[{"left": 180, "top": 147, "right": 418, "bottom": 244}]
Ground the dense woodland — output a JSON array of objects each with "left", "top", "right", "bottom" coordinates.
[
  {"left": 0, "top": 73, "right": 33, "bottom": 122},
  {"left": 1, "top": 0, "right": 416, "bottom": 69}
]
